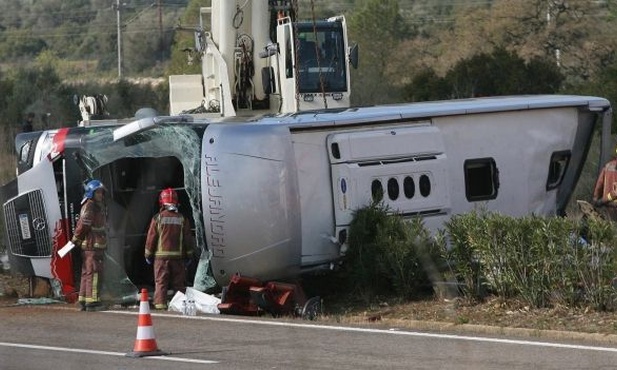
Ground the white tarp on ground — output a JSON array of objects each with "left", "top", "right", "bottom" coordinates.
[{"left": 168, "top": 287, "right": 221, "bottom": 314}]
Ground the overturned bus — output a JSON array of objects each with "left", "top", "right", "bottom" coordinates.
[{"left": 0, "top": 95, "right": 613, "bottom": 305}]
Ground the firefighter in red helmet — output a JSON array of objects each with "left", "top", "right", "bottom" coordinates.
[{"left": 144, "top": 188, "right": 195, "bottom": 310}]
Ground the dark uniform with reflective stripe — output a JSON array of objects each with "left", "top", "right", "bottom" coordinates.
[
  {"left": 72, "top": 198, "right": 107, "bottom": 306},
  {"left": 145, "top": 208, "right": 195, "bottom": 309}
]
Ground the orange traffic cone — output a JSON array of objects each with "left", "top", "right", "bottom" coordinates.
[{"left": 125, "top": 288, "right": 169, "bottom": 358}]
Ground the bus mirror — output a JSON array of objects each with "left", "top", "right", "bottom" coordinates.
[{"left": 349, "top": 44, "right": 358, "bottom": 69}]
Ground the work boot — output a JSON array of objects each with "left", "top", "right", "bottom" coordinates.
[
  {"left": 85, "top": 302, "right": 106, "bottom": 312},
  {"left": 78, "top": 301, "right": 86, "bottom": 311}
]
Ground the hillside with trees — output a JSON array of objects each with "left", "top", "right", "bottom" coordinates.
[
  {"left": 1, "top": 1, "right": 616, "bottom": 107},
  {"left": 349, "top": 0, "right": 617, "bottom": 105},
  {"left": 1, "top": 0, "right": 617, "bottom": 182},
  {"left": 0, "top": 0, "right": 188, "bottom": 74}
]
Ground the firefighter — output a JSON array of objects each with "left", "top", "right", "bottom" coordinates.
[
  {"left": 72, "top": 179, "right": 107, "bottom": 311},
  {"left": 145, "top": 188, "right": 195, "bottom": 310},
  {"left": 593, "top": 147, "right": 617, "bottom": 221}
]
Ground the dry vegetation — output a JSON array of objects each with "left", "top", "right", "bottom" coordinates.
[
  {"left": 318, "top": 293, "right": 617, "bottom": 338},
  {"left": 0, "top": 127, "right": 16, "bottom": 288},
  {"left": 0, "top": 126, "right": 17, "bottom": 184},
  {"left": 3, "top": 270, "right": 617, "bottom": 341},
  {"left": 0, "top": 272, "right": 29, "bottom": 303}
]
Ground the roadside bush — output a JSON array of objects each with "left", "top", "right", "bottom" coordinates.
[
  {"left": 342, "top": 202, "right": 445, "bottom": 301},
  {"left": 442, "top": 210, "right": 488, "bottom": 300},
  {"left": 344, "top": 205, "right": 617, "bottom": 311},
  {"left": 578, "top": 216, "right": 617, "bottom": 310},
  {"left": 444, "top": 211, "right": 617, "bottom": 310},
  {"left": 342, "top": 202, "right": 394, "bottom": 300}
]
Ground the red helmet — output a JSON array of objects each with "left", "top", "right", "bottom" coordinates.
[{"left": 159, "top": 188, "right": 178, "bottom": 207}]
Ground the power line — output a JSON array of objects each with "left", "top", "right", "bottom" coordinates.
[
  {"left": 0, "top": 2, "right": 182, "bottom": 41},
  {"left": 0, "top": 1, "right": 612, "bottom": 43},
  {"left": 0, "top": 26, "right": 177, "bottom": 40},
  {"left": 0, "top": 1, "right": 185, "bottom": 35}
]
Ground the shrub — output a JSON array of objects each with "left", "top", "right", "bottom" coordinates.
[
  {"left": 444, "top": 210, "right": 617, "bottom": 310},
  {"left": 342, "top": 202, "right": 445, "bottom": 301},
  {"left": 343, "top": 205, "right": 617, "bottom": 311}
]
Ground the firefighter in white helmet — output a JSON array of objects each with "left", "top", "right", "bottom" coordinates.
[{"left": 144, "top": 188, "right": 195, "bottom": 310}]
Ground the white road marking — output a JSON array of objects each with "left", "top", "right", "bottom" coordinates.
[
  {"left": 0, "top": 341, "right": 219, "bottom": 364},
  {"left": 108, "top": 310, "right": 617, "bottom": 353}
]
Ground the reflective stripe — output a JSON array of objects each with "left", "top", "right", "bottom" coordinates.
[
  {"left": 136, "top": 326, "right": 156, "bottom": 340},
  {"left": 91, "top": 272, "right": 99, "bottom": 301},
  {"left": 155, "top": 214, "right": 184, "bottom": 256},
  {"left": 159, "top": 216, "right": 183, "bottom": 226},
  {"left": 82, "top": 243, "right": 106, "bottom": 250},
  {"left": 154, "top": 251, "right": 183, "bottom": 258}
]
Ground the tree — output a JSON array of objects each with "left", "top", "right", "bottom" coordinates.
[
  {"left": 524, "top": 56, "right": 564, "bottom": 94},
  {"left": 0, "top": 28, "right": 47, "bottom": 60},
  {"left": 574, "top": 60, "right": 617, "bottom": 133},
  {"left": 445, "top": 48, "right": 528, "bottom": 98},
  {"left": 166, "top": 0, "right": 209, "bottom": 76},
  {"left": 402, "top": 47, "right": 563, "bottom": 101},
  {"left": 123, "top": 4, "right": 185, "bottom": 75},
  {"left": 0, "top": 69, "right": 10, "bottom": 124},
  {"left": 402, "top": 68, "right": 448, "bottom": 102},
  {"left": 348, "top": 0, "right": 412, "bottom": 106},
  {"left": 397, "top": 0, "right": 615, "bottom": 89}
]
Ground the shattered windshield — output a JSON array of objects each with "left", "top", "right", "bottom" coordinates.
[{"left": 73, "top": 123, "right": 214, "bottom": 302}]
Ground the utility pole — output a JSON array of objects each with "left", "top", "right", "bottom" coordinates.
[
  {"left": 158, "top": 0, "right": 163, "bottom": 60},
  {"left": 114, "top": 0, "right": 124, "bottom": 79},
  {"left": 546, "top": 2, "right": 561, "bottom": 67}
]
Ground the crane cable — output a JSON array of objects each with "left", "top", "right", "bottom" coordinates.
[
  {"left": 233, "top": 2, "right": 255, "bottom": 110},
  {"left": 292, "top": 0, "right": 300, "bottom": 109}
]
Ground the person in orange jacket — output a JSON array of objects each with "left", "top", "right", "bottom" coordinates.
[
  {"left": 593, "top": 148, "right": 617, "bottom": 221},
  {"left": 72, "top": 179, "right": 107, "bottom": 311},
  {"left": 144, "top": 188, "right": 195, "bottom": 310}
]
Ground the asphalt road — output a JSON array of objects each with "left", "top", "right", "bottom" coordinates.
[{"left": 1, "top": 304, "right": 617, "bottom": 369}]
